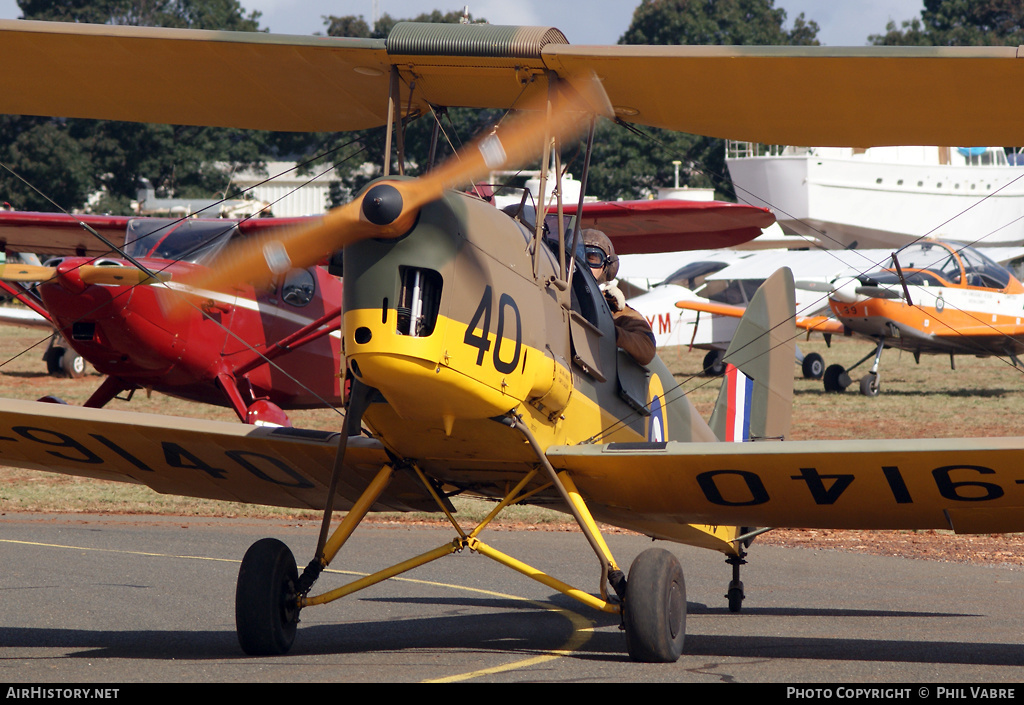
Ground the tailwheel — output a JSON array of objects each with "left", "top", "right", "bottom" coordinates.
[
  {"left": 623, "top": 548, "right": 686, "bottom": 663},
  {"left": 236, "top": 538, "right": 300, "bottom": 656},
  {"left": 726, "top": 552, "right": 746, "bottom": 613},
  {"left": 727, "top": 583, "right": 744, "bottom": 613}
]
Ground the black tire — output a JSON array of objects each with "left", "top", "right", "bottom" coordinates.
[
  {"left": 859, "top": 373, "right": 880, "bottom": 397},
  {"left": 703, "top": 349, "right": 726, "bottom": 377},
  {"left": 623, "top": 548, "right": 686, "bottom": 663},
  {"left": 236, "top": 538, "right": 300, "bottom": 656},
  {"left": 727, "top": 583, "right": 744, "bottom": 613},
  {"left": 45, "top": 347, "right": 86, "bottom": 378},
  {"left": 801, "top": 352, "right": 824, "bottom": 380},
  {"left": 822, "top": 364, "right": 850, "bottom": 393},
  {"left": 45, "top": 347, "right": 62, "bottom": 376}
]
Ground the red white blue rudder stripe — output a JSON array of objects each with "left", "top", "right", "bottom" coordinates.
[{"left": 723, "top": 363, "right": 754, "bottom": 442}]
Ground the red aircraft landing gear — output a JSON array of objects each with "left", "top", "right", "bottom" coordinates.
[{"left": 43, "top": 335, "right": 86, "bottom": 378}]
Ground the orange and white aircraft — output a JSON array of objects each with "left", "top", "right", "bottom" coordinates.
[
  {"left": 678, "top": 239, "right": 1024, "bottom": 396},
  {"left": 4, "top": 19, "right": 1024, "bottom": 665}
]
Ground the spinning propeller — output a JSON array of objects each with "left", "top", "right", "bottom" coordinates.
[
  {"left": 0, "top": 261, "right": 168, "bottom": 287},
  {"left": 175, "top": 77, "right": 612, "bottom": 304}
]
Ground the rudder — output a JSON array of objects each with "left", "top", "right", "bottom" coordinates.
[{"left": 709, "top": 267, "right": 795, "bottom": 442}]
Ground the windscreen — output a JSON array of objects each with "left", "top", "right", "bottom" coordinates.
[{"left": 123, "top": 218, "right": 238, "bottom": 264}]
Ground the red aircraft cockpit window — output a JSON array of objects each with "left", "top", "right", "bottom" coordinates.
[{"left": 124, "top": 218, "right": 238, "bottom": 264}]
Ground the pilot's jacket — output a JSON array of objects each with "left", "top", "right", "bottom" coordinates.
[{"left": 613, "top": 304, "right": 657, "bottom": 366}]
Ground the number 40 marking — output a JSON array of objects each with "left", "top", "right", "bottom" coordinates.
[{"left": 464, "top": 285, "right": 522, "bottom": 374}]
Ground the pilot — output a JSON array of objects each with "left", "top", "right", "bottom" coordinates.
[{"left": 583, "top": 228, "right": 656, "bottom": 365}]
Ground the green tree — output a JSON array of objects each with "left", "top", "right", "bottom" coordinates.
[
  {"left": 587, "top": 0, "right": 820, "bottom": 202},
  {"left": 870, "top": 0, "right": 1024, "bottom": 46},
  {"left": 321, "top": 9, "right": 479, "bottom": 39},
  {"left": 0, "top": 117, "right": 95, "bottom": 211},
  {"left": 622, "top": 0, "right": 819, "bottom": 46},
  {"left": 19, "top": 0, "right": 262, "bottom": 31}
]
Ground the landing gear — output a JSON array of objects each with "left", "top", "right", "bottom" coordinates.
[
  {"left": 44, "top": 338, "right": 87, "bottom": 378},
  {"left": 725, "top": 552, "right": 747, "bottom": 613},
  {"left": 823, "top": 364, "right": 852, "bottom": 392},
  {"left": 703, "top": 349, "right": 726, "bottom": 376},
  {"left": 235, "top": 538, "right": 300, "bottom": 656},
  {"left": 801, "top": 352, "right": 824, "bottom": 380},
  {"left": 623, "top": 548, "right": 686, "bottom": 663},
  {"left": 859, "top": 372, "right": 880, "bottom": 397},
  {"left": 822, "top": 338, "right": 887, "bottom": 396},
  {"left": 232, "top": 409, "right": 692, "bottom": 662}
]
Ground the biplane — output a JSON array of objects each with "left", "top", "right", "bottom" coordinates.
[
  {"left": 0, "top": 211, "right": 344, "bottom": 425},
  {"left": 3, "top": 19, "right": 1024, "bottom": 664},
  {"left": 677, "top": 240, "right": 1024, "bottom": 397}
]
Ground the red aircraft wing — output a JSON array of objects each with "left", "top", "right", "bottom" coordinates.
[
  {"left": 565, "top": 199, "right": 775, "bottom": 254},
  {"left": 0, "top": 211, "right": 133, "bottom": 257},
  {"left": 0, "top": 210, "right": 319, "bottom": 259}
]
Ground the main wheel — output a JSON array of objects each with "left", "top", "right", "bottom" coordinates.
[
  {"left": 45, "top": 347, "right": 86, "bottom": 378},
  {"left": 623, "top": 548, "right": 686, "bottom": 663},
  {"left": 236, "top": 538, "right": 300, "bottom": 656},
  {"left": 703, "top": 349, "right": 726, "bottom": 376},
  {"left": 61, "top": 349, "right": 86, "bottom": 378},
  {"left": 822, "top": 364, "right": 850, "bottom": 393},
  {"left": 801, "top": 352, "right": 824, "bottom": 380}
]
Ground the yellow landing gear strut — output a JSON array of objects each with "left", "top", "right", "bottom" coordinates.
[{"left": 234, "top": 411, "right": 685, "bottom": 663}]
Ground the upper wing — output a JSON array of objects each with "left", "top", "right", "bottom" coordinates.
[
  {"left": 1, "top": 21, "right": 1024, "bottom": 147},
  {"left": 0, "top": 399, "right": 437, "bottom": 512},
  {"left": 568, "top": 200, "right": 774, "bottom": 254},
  {"left": 545, "top": 44, "right": 1024, "bottom": 147},
  {"left": 0, "top": 210, "right": 319, "bottom": 258},
  {"left": 0, "top": 211, "right": 132, "bottom": 257},
  {"left": 548, "top": 438, "right": 1024, "bottom": 540}
]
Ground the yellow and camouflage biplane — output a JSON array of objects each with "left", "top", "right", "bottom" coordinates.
[{"left": 2, "top": 19, "right": 1024, "bottom": 663}]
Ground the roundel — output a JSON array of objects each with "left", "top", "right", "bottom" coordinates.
[{"left": 646, "top": 373, "right": 667, "bottom": 442}]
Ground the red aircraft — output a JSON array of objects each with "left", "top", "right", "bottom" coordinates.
[{"left": 0, "top": 211, "right": 342, "bottom": 426}]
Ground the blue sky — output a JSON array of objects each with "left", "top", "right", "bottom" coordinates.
[{"left": 0, "top": 1, "right": 926, "bottom": 46}]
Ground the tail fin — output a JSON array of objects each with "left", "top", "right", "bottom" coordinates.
[{"left": 710, "top": 267, "right": 795, "bottom": 442}]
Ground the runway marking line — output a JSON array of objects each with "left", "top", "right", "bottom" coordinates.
[{"left": 1, "top": 536, "right": 599, "bottom": 681}]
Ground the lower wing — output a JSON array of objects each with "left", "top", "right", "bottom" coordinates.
[
  {"left": 0, "top": 399, "right": 435, "bottom": 512},
  {"left": 548, "top": 438, "right": 1024, "bottom": 537}
]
